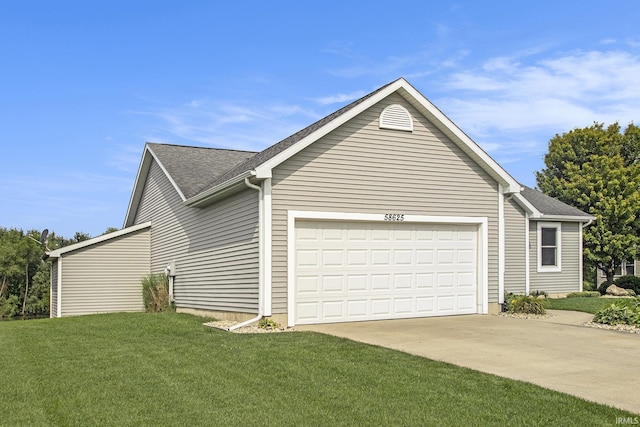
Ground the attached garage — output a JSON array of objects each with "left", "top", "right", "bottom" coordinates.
[{"left": 288, "top": 213, "right": 488, "bottom": 325}]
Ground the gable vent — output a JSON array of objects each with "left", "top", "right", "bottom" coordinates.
[{"left": 379, "top": 104, "right": 413, "bottom": 132}]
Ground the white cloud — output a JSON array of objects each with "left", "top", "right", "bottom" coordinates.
[
  {"left": 314, "top": 91, "right": 367, "bottom": 105},
  {"left": 134, "top": 99, "right": 321, "bottom": 151},
  {"left": 438, "top": 49, "right": 640, "bottom": 152}
]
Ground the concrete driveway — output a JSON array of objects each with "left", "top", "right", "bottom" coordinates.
[{"left": 297, "top": 310, "right": 640, "bottom": 414}]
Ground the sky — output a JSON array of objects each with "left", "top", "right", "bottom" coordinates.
[{"left": 2, "top": 1, "right": 640, "bottom": 238}]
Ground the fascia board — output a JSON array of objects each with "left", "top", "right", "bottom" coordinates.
[
  {"left": 123, "top": 147, "right": 153, "bottom": 228},
  {"left": 184, "top": 170, "right": 254, "bottom": 207},
  {"left": 512, "top": 192, "right": 541, "bottom": 217},
  {"left": 398, "top": 84, "right": 522, "bottom": 194},
  {"left": 123, "top": 144, "right": 187, "bottom": 227},
  {"left": 47, "top": 222, "right": 152, "bottom": 258},
  {"left": 254, "top": 79, "right": 407, "bottom": 179},
  {"left": 535, "top": 215, "right": 596, "bottom": 222},
  {"left": 147, "top": 145, "right": 187, "bottom": 201}
]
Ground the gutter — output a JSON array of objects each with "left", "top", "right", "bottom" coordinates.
[
  {"left": 185, "top": 171, "right": 254, "bottom": 208},
  {"left": 228, "top": 177, "right": 264, "bottom": 331}
]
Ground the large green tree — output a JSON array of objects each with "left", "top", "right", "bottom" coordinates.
[{"left": 536, "top": 122, "right": 640, "bottom": 284}]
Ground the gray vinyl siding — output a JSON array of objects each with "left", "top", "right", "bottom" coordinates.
[
  {"left": 59, "top": 228, "right": 150, "bottom": 316},
  {"left": 133, "top": 160, "right": 259, "bottom": 313},
  {"left": 504, "top": 198, "right": 526, "bottom": 294},
  {"left": 50, "top": 259, "right": 58, "bottom": 318},
  {"left": 529, "top": 221, "right": 581, "bottom": 293},
  {"left": 271, "top": 93, "right": 500, "bottom": 313}
]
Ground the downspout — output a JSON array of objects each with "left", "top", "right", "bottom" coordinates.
[
  {"left": 524, "top": 212, "right": 530, "bottom": 295},
  {"left": 498, "top": 185, "right": 505, "bottom": 304},
  {"left": 228, "top": 177, "right": 263, "bottom": 331}
]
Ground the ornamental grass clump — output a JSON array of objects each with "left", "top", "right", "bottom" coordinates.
[
  {"left": 505, "top": 294, "right": 547, "bottom": 315},
  {"left": 141, "top": 273, "right": 173, "bottom": 313}
]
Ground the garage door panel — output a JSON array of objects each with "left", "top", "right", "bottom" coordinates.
[
  {"left": 394, "top": 274, "right": 412, "bottom": 289},
  {"left": 395, "top": 298, "right": 413, "bottom": 314},
  {"left": 295, "top": 220, "right": 478, "bottom": 324},
  {"left": 297, "top": 276, "right": 319, "bottom": 294},
  {"left": 347, "top": 275, "right": 367, "bottom": 291},
  {"left": 322, "top": 276, "right": 343, "bottom": 292}
]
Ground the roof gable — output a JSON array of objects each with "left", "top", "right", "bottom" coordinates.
[
  {"left": 124, "top": 143, "right": 255, "bottom": 226},
  {"left": 185, "top": 78, "right": 522, "bottom": 206}
]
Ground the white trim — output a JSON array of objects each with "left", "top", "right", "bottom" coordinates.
[
  {"left": 47, "top": 222, "right": 152, "bottom": 258},
  {"left": 49, "top": 263, "right": 53, "bottom": 318},
  {"left": 147, "top": 146, "right": 186, "bottom": 201},
  {"left": 263, "top": 178, "right": 272, "bottom": 316},
  {"left": 287, "top": 210, "right": 489, "bottom": 326},
  {"left": 57, "top": 257, "right": 62, "bottom": 318},
  {"left": 185, "top": 171, "right": 254, "bottom": 207},
  {"left": 512, "top": 192, "right": 539, "bottom": 217},
  {"left": 498, "top": 185, "right": 505, "bottom": 303},
  {"left": 537, "top": 222, "right": 562, "bottom": 272},
  {"left": 525, "top": 213, "right": 530, "bottom": 295}
]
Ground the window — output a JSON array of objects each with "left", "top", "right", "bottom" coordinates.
[
  {"left": 601, "top": 260, "right": 636, "bottom": 277},
  {"left": 537, "top": 222, "right": 561, "bottom": 272}
]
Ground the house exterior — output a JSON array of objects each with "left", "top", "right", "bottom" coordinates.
[{"left": 49, "top": 78, "right": 593, "bottom": 324}]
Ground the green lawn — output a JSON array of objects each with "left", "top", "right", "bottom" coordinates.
[
  {"left": 547, "top": 297, "right": 630, "bottom": 314},
  {"left": 0, "top": 313, "right": 634, "bottom": 426}
]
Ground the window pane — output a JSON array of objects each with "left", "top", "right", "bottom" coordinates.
[
  {"left": 541, "top": 248, "right": 556, "bottom": 266},
  {"left": 541, "top": 228, "right": 556, "bottom": 247},
  {"left": 626, "top": 262, "right": 635, "bottom": 276}
]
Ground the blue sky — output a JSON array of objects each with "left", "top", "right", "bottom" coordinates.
[{"left": 2, "top": 1, "right": 640, "bottom": 238}]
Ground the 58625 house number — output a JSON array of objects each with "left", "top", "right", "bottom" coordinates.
[{"left": 384, "top": 213, "right": 405, "bottom": 221}]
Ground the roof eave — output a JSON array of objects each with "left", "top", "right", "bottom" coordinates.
[
  {"left": 184, "top": 170, "right": 255, "bottom": 208},
  {"left": 47, "top": 222, "right": 152, "bottom": 258},
  {"left": 533, "top": 214, "right": 596, "bottom": 222},
  {"left": 124, "top": 144, "right": 187, "bottom": 228}
]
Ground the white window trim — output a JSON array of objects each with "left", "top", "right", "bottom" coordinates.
[{"left": 537, "top": 222, "right": 561, "bottom": 273}]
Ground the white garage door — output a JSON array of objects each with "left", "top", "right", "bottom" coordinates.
[{"left": 294, "top": 220, "right": 478, "bottom": 325}]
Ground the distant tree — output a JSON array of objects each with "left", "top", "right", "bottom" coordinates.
[
  {"left": 0, "top": 227, "right": 99, "bottom": 318},
  {"left": 103, "top": 227, "right": 119, "bottom": 235},
  {"left": 72, "top": 232, "right": 91, "bottom": 243},
  {"left": 536, "top": 122, "right": 640, "bottom": 284}
]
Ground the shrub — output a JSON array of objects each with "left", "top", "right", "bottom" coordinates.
[
  {"left": 613, "top": 275, "right": 640, "bottom": 295},
  {"left": 593, "top": 303, "right": 640, "bottom": 326},
  {"left": 258, "top": 317, "right": 281, "bottom": 330},
  {"left": 505, "top": 294, "right": 547, "bottom": 315},
  {"left": 566, "top": 291, "right": 601, "bottom": 298},
  {"left": 141, "top": 273, "right": 173, "bottom": 313},
  {"left": 0, "top": 295, "right": 20, "bottom": 318},
  {"left": 597, "top": 282, "right": 610, "bottom": 295}
]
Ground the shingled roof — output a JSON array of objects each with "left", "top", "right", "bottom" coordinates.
[
  {"left": 520, "top": 186, "right": 592, "bottom": 218},
  {"left": 147, "top": 143, "right": 256, "bottom": 199}
]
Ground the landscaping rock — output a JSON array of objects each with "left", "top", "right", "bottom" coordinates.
[{"left": 606, "top": 284, "right": 631, "bottom": 297}]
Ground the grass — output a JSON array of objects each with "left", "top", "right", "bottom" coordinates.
[
  {"left": 547, "top": 297, "right": 631, "bottom": 314},
  {"left": 0, "top": 313, "right": 635, "bottom": 426}
]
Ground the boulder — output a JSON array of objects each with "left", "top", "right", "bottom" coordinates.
[{"left": 606, "top": 284, "right": 631, "bottom": 297}]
